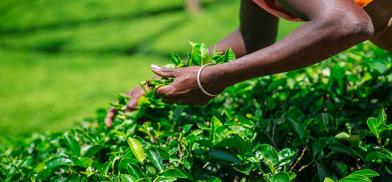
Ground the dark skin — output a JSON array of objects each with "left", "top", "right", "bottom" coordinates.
[{"left": 106, "top": 0, "right": 391, "bottom": 127}]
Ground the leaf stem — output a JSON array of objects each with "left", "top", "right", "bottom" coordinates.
[{"left": 290, "top": 145, "right": 308, "bottom": 171}]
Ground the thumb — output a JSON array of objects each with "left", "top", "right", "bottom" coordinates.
[{"left": 151, "top": 64, "right": 177, "bottom": 78}]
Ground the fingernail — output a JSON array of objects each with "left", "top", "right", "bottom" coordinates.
[{"left": 151, "top": 64, "right": 160, "bottom": 70}]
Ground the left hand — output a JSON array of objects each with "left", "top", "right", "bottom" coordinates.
[
  {"left": 105, "top": 85, "right": 148, "bottom": 128},
  {"left": 151, "top": 64, "right": 224, "bottom": 105}
]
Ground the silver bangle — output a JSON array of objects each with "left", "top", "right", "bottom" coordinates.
[{"left": 197, "top": 63, "right": 218, "bottom": 97}]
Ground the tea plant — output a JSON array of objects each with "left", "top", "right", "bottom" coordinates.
[
  {"left": 144, "top": 42, "right": 235, "bottom": 88},
  {"left": 0, "top": 42, "right": 391, "bottom": 181}
]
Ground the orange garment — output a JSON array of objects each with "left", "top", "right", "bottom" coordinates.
[
  {"left": 253, "top": 0, "right": 373, "bottom": 21},
  {"left": 355, "top": 0, "right": 374, "bottom": 7}
]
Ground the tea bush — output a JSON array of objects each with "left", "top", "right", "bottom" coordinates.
[{"left": 0, "top": 42, "right": 391, "bottom": 181}]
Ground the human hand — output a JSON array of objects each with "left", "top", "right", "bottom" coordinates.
[
  {"left": 151, "top": 64, "right": 224, "bottom": 105},
  {"left": 105, "top": 86, "right": 147, "bottom": 128}
]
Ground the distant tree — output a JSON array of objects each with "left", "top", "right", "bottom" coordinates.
[{"left": 185, "top": 0, "right": 201, "bottom": 16}]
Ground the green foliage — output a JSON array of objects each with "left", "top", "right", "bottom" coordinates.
[
  {"left": 0, "top": 0, "right": 300, "bottom": 136},
  {"left": 0, "top": 0, "right": 184, "bottom": 31},
  {"left": 0, "top": 52, "right": 167, "bottom": 136},
  {"left": 324, "top": 169, "right": 379, "bottom": 182},
  {"left": 145, "top": 42, "right": 235, "bottom": 88},
  {"left": 0, "top": 42, "right": 391, "bottom": 181},
  {"left": 367, "top": 109, "right": 392, "bottom": 144},
  {"left": 127, "top": 137, "right": 146, "bottom": 164}
]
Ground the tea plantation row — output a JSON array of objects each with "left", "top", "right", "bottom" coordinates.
[{"left": 0, "top": 42, "right": 391, "bottom": 181}]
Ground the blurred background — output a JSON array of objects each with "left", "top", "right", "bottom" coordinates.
[{"left": 0, "top": 0, "right": 300, "bottom": 136}]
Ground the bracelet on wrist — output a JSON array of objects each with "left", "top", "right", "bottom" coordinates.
[{"left": 197, "top": 63, "right": 218, "bottom": 97}]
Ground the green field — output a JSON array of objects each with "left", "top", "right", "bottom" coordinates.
[{"left": 0, "top": 0, "right": 300, "bottom": 136}]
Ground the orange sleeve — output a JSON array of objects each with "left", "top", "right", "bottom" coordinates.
[
  {"left": 252, "top": 0, "right": 302, "bottom": 21},
  {"left": 253, "top": 0, "right": 373, "bottom": 22},
  {"left": 355, "top": 0, "right": 374, "bottom": 7}
]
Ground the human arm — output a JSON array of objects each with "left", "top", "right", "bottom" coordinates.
[
  {"left": 154, "top": 0, "right": 374, "bottom": 105},
  {"left": 207, "top": 0, "right": 374, "bottom": 89},
  {"left": 210, "top": 0, "right": 278, "bottom": 57},
  {"left": 105, "top": 86, "right": 147, "bottom": 128},
  {"left": 106, "top": 0, "right": 280, "bottom": 119}
]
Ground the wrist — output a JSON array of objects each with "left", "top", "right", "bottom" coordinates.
[{"left": 201, "top": 64, "right": 232, "bottom": 95}]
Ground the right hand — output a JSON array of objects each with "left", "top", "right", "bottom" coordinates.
[{"left": 105, "top": 86, "right": 147, "bottom": 128}]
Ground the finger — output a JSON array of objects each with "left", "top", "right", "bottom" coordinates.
[
  {"left": 126, "top": 97, "right": 140, "bottom": 111},
  {"left": 155, "top": 85, "right": 173, "bottom": 98},
  {"left": 126, "top": 100, "right": 137, "bottom": 111},
  {"left": 125, "top": 86, "right": 147, "bottom": 111},
  {"left": 151, "top": 64, "right": 177, "bottom": 78},
  {"left": 105, "top": 108, "right": 117, "bottom": 128}
]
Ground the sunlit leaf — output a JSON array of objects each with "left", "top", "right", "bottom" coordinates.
[{"left": 127, "top": 137, "right": 146, "bottom": 163}]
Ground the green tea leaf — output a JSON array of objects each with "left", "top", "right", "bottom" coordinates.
[
  {"left": 126, "top": 164, "right": 143, "bottom": 179},
  {"left": 259, "top": 144, "right": 280, "bottom": 166},
  {"left": 278, "top": 148, "right": 296, "bottom": 165},
  {"left": 349, "top": 169, "right": 379, "bottom": 178},
  {"left": 36, "top": 156, "right": 73, "bottom": 174},
  {"left": 82, "top": 145, "right": 103, "bottom": 157},
  {"left": 127, "top": 137, "right": 146, "bottom": 163},
  {"left": 161, "top": 168, "right": 188, "bottom": 179},
  {"left": 224, "top": 48, "right": 236, "bottom": 62},
  {"left": 189, "top": 42, "right": 202, "bottom": 65},
  {"left": 338, "top": 169, "right": 378, "bottom": 182},
  {"left": 205, "top": 177, "right": 222, "bottom": 182},
  {"left": 271, "top": 172, "right": 290, "bottom": 182},
  {"left": 324, "top": 177, "right": 336, "bottom": 182},
  {"left": 170, "top": 53, "right": 182, "bottom": 66},
  {"left": 208, "top": 149, "right": 242, "bottom": 164},
  {"left": 210, "top": 116, "right": 224, "bottom": 143},
  {"left": 147, "top": 149, "right": 164, "bottom": 173},
  {"left": 214, "top": 134, "right": 251, "bottom": 154},
  {"left": 120, "top": 174, "right": 135, "bottom": 182},
  {"left": 46, "top": 157, "right": 73, "bottom": 169},
  {"left": 367, "top": 109, "right": 391, "bottom": 143},
  {"left": 286, "top": 108, "right": 307, "bottom": 142},
  {"left": 335, "top": 132, "right": 350, "bottom": 140},
  {"left": 317, "top": 162, "right": 330, "bottom": 182},
  {"left": 64, "top": 134, "right": 80, "bottom": 156},
  {"left": 365, "top": 150, "right": 392, "bottom": 163},
  {"left": 339, "top": 175, "right": 371, "bottom": 182},
  {"left": 71, "top": 157, "right": 92, "bottom": 168}
]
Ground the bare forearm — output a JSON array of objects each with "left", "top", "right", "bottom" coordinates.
[
  {"left": 214, "top": 18, "right": 373, "bottom": 88},
  {"left": 203, "top": 0, "right": 375, "bottom": 93},
  {"left": 208, "top": 29, "right": 247, "bottom": 58},
  {"left": 208, "top": 0, "right": 278, "bottom": 58}
]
